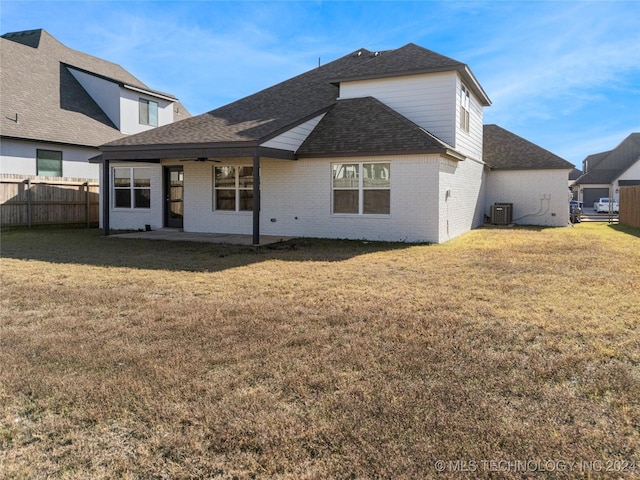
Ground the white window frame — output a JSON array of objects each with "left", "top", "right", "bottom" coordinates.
[
  {"left": 112, "top": 167, "right": 151, "bottom": 210},
  {"left": 460, "top": 84, "right": 470, "bottom": 133},
  {"left": 331, "top": 162, "right": 390, "bottom": 216},
  {"left": 213, "top": 166, "right": 254, "bottom": 212}
]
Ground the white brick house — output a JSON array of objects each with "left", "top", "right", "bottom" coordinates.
[{"left": 98, "top": 43, "right": 572, "bottom": 244}]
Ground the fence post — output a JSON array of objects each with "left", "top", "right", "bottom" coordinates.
[
  {"left": 84, "top": 181, "right": 90, "bottom": 229},
  {"left": 25, "top": 178, "right": 32, "bottom": 229}
]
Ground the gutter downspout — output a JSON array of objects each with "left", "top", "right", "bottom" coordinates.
[
  {"left": 253, "top": 150, "right": 261, "bottom": 245},
  {"left": 103, "top": 159, "right": 110, "bottom": 236}
]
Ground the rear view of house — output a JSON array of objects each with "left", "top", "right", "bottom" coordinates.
[{"left": 97, "top": 42, "right": 571, "bottom": 244}]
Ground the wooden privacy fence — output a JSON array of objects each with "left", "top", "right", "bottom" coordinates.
[
  {"left": 619, "top": 185, "right": 640, "bottom": 228},
  {"left": 0, "top": 174, "right": 99, "bottom": 229}
]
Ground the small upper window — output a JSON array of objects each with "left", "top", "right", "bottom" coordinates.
[
  {"left": 36, "top": 149, "right": 62, "bottom": 177},
  {"left": 139, "top": 98, "right": 158, "bottom": 126},
  {"left": 460, "top": 84, "right": 470, "bottom": 133}
]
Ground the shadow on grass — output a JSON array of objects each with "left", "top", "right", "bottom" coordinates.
[
  {"left": 607, "top": 223, "right": 640, "bottom": 238},
  {"left": 0, "top": 228, "right": 418, "bottom": 273}
]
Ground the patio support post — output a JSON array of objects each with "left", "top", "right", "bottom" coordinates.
[
  {"left": 103, "top": 159, "right": 110, "bottom": 236},
  {"left": 252, "top": 151, "right": 261, "bottom": 245}
]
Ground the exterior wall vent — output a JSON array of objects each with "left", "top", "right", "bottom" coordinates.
[{"left": 490, "top": 203, "right": 513, "bottom": 225}]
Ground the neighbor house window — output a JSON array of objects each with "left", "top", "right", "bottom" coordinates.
[
  {"left": 113, "top": 167, "right": 151, "bottom": 209},
  {"left": 139, "top": 98, "right": 158, "bottom": 126},
  {"left": 460, "top": 84, "right": 470, "bottom": 133},
  {"left": 36, "top": 149, "right": 62, "bottom": 177},
  {"left": 332, "top": 162, "right": 390, "bottom": 215},
  {"left": 213, "top": 166, "right": 253, "bottom": 211}
]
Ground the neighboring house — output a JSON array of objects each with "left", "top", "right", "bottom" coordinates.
[
  {"left": 568, "top": 167, "right": 582, "bottom": 199},
  {"left": 0, "top": 29, "right": 189, "bottom": 180},
  {"left": 483, "top": 125, "right": 573, "bottom": 226},
  {"left": 573, "top": 133, "right": 640, "bottom": 207},
  {"left": 97, "top": 43, "right": 570, "bottom": 244}
]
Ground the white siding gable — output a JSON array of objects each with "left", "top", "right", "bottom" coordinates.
[
  {"left": 454, "top": 76, "right": 484, "bottom": 162},
  {"left": 338, "top": 72, "right": 485, "bottom": 162},
  {"left": 339, "top": 72, "right": 457, "bottom": 147},
  {"left": 260, "top": 114, "right": 326, "bottom": 151},
  {"left": 617, "top": 158, "right": 640, "bottom": 182},
  {"left": 119, "top": 88, "right": 174, "bottom": 135},
  {"left": 68, "top": 67, "right": 175, "bottom": 135},
  {"left": 68, "top": 67, "right": 121, "bottom": 129}
]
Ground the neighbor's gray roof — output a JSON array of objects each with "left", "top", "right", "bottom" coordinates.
[
  {"left": 574, "top": 133, "right": 640, "bottom": 185},
  {"left": 297, "top": 97, "right": 457, "bottom": 158},
  {"left": 0, "top": 29, "right": 189, "bottom": 148},
  {"left": 483, "top": 124, "right": 572, "bottom": 170},
  {"left": 101, "top": 43, "right": 488, "bottom": 154},
  {"left": 569, "top": 167, "right": 583, "bottom": 181}
]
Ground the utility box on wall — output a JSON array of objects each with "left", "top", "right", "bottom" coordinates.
[{"left": 490, "top": 203, "right": 513, "bottom": 225}]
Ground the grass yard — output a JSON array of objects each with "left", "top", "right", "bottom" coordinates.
[{"left": 1, "top": 223, "right": 639, "bottom": 479}]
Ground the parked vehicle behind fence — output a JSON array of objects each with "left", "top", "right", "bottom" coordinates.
[{"left": 593, "top": 197, "right": 619, "bottom": 213}]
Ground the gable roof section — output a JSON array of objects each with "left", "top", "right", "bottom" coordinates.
[
  {"left": 297, "top": 97, "right": 460, "bottom": 158},
  {"left": 574, "top": 133, "right": 640, "bottom": 185},
  {"left": 331, "top": 43, "right": 491, "bottom": 107},
  {"left": 101, "top": 43, "right": 486, "bottom": 159},
  {"left": 0, "top": 29, "right": 188, "bottom": 148},
  {"left": 102, "top": 48, "right": 382, "bottom": 150},
  {"left": 483, "top": 124, "right": 572, "bottom": 170}
]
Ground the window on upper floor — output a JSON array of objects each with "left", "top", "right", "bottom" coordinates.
[
  {"left": 213, "top": 166, "right": 254, "bottom": 211},
  {"left": 332, "top": 162, "right": 390, "bottom": 215},
  {"left": 460, "top": 84, "right": 470, "bottom": 133},
  {"left": 36, "top": 149, "right": 62, "bottom": 177},
  {"left": 139, "top": 98, "right": 158, "bottom": 127},
  {"left": 113, "top": 167, "right": 151, "bottom": 209}
]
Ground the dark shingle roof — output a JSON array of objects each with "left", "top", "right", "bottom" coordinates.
[
  {"left": 574, "top": 133, "right": 640, "bottom": 185},
  {"left": 483, "top": 124, "right": 572, "bottom": 170},
  {"left": 102, "top": 43, "right": 486, "bottom": 152},
  {"left": 569, "top": 167, "right": 583, "bottom": 181},
  {"left": 297, "top": 97, "right": 452, "bottom": 157},
  {"left": 0, "top": 29, "right": 189, "bottom": 147},
  {"left": 331, "top": 43, "right": 491, "bottom": 106},
  {"left": 103, "top": 48, "right": 382, "bottom": 148}
]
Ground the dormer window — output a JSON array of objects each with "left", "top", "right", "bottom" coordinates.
[
  {"left": 460, "top": 84, "right": 470, "bottom": 133},
  {"left": 139, "top": 98, "right": 158, "bottom": 127}
]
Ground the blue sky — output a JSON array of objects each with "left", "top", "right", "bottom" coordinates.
[{"left": 2, "top": 1, "right": 639, "bottom": 167}]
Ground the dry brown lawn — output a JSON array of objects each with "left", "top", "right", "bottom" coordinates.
[{"left": 1, "top": 223, "right": 639, "bottom": 479}]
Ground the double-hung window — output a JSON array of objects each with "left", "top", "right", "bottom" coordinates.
[
  {"left": 213, "top": 166, "right": 253, "bottom": 211},
  {"left": 332, "top": 162, "right": 390, "bottom": 215},
  {"left": 36, "top": 149, "right": 62, "bottom": 177},
  {"left": 113, "top": 167, "right": 151, "bottom": 209},
  {"left": 139, "top": 98, "right": 158, "bottom": 127},
  {"left": 460, "top": 84, "right": 470, "bottom": 133}
]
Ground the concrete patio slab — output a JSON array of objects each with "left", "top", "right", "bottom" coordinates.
[{"left": 109, "top": 229, "right": 294, "bottom": 246}]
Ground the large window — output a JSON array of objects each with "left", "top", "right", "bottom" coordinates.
[
  {"left": 213, "top": 166, "right": 254, "bottom": 211},
  {"left": 36, "top": 149, "right": 62, "bottom": 177},
  {"left": 113, "top": 167, "right": 151, "bottom": 209},
  {"left": 460, "top": 84, "right": 470, "bottom": 133},
  {"left": 332, "top": 162, "right": 390, "bottom": 215},
  {"left": 139, "top": 98, "right": 158, "bottom": 126}
]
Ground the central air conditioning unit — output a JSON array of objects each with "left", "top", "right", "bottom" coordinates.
[{"left": 490, "top": 203, "right": 513, "bottom": 225}]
